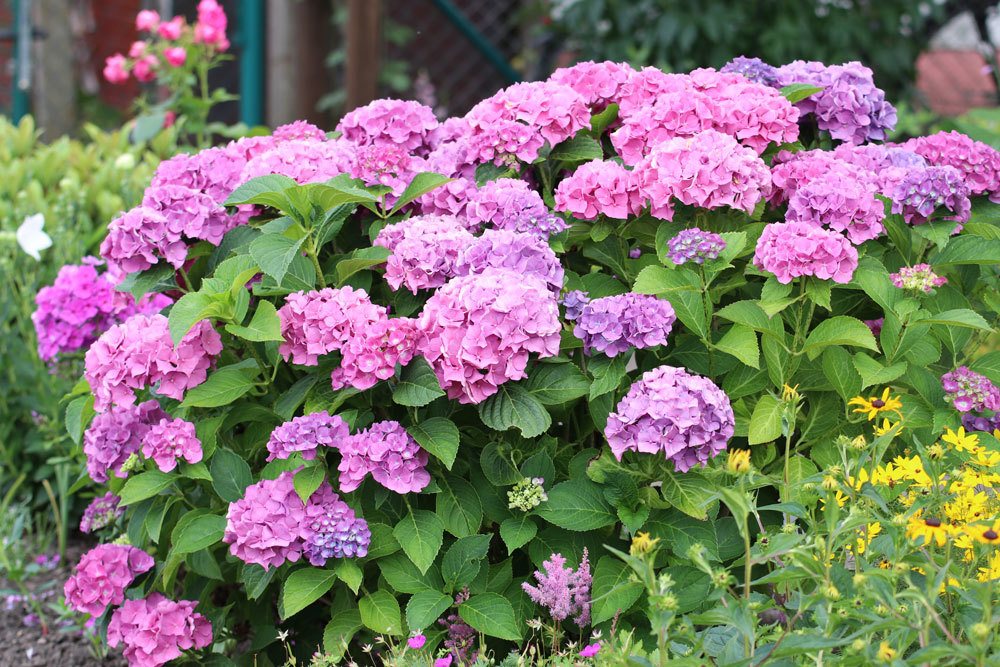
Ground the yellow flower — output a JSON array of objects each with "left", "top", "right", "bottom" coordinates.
[
  {"left": 942, "top": 427, "right": 980, "bottom": 454},
  {"left": 891, "top": 455, "right": 932, "bottom": 487},
  {"left": 944, "top": 490, "right": 989, "bottom": 524},
  {"left": 905, "top": 513, "right": 952, "bottom": 547},
  {"left": 926, "top": 443, "right": 945, "bottom": 460},
  {"left": 849, "top": 388, "right": 902, "bottom": 421},
  {"left": 630, "top": 531, "right": 659, "bottom": 556},
  {"left": 977, "top": 551, "right": 1000, "bottom": 583},
  {"left": 782, "top": 384, "right": 800, "bottom": 402},
  {"left": 968, "top": 519, "right": 1000, "bottom": 546},
  {"left": 848, "top": 522, "right": 882, "bottom": 555},
  {"left": 876, "top": 641, "right": 897, "bottom": 662},
  {"left": 954, "top": 532, "right": 977, "bottom": 562},
  {"left": 969, "top": 449, "right": 1000, "bottom": 468},
  {"left": 874, "top": 419, "right": 902, "bottom": 437},
  {"left": 727, "top": 449, "right": 752, "bottom": 475}
]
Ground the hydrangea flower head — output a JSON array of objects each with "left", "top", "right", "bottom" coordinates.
[
  {"left": 141, "top": 417, "right": 202, "bottom": 472},
  {"left": 337, "top": 99, "right": 439, "bottom": 153},
  {"left": 416, "top": 270, "right": 561, "bottom": 403},
  {"left": 785, "top": 160, "right": 885, "bottom": 244},
  {"left": 107, "top": 593, "right": 212, "bottom": 667},
  {"left": 753, "top": 221, "right": 858, "bottom": 284},
  {"left": 903, "top": 131, "right": 1000, "bottom": 202},
  {"left": 890, "top": 263, "right": 947, "bottom": 294},
  {"left": 100, "top": 205, "right": 186, "bottom": 274},
  {"left": 266, "top": 411, "right": 350, "bottom": 461},
  {"left": 667, "top": 228, "right": 726, "bottom": 265},
  {"left": 64, "top": 544, "right": 154, "bottom": 616},
  {"left": 574, "top": 293, "right": 676, "bottom": 357},
  {"left": 330, "top": 316, "right": 419, "bottom": 391},
  {"left": 548, "top": 60, "right": 634, "bottom": 111},
  {"left": 887, "top": 165, "right": 971, "bottom": 228},
  {"left": 942, "top": 367, "right": 1000, "bottom": 413},
  {"left": 554, "top": 160, "right": 642, "bottom": 220},
  {"left": 273, "top": 120, "right": 327, "bottom": 142},
  {"left": 466, "top": 178, "right": 567, "bottom": 236},
  {"left": 605, "top": 365, "right": 734, "bottom": 471},
  {"left": 302, "top": 483, "right": 371, "bottom": 565},
  {"left": 375, "top": 215, "right": 476, "bottom": 293},
  {"left": 223, "top": 472, "right": 307, "bottom": 569},
  {"left": 560, "top": 290, "right": 590, "bottom": 321},
  {"left": 455, "top": 229, "right": 564, "bottom": 294},
  {"left": 522, "top": 549, "right": 591, "bottom": 626},
  {"left": 335, "top": 420, "right": 430, "bottom": 494},
  {"left": 277, "top": 286, "right": 386, "bottom": 365},
  {"left": 721, "top": 56, "right": 780, "bottom": 86},
  {"left": 80, "top": 492, "right": 124, "bottom": 533},
  {"left": 240, "top": 138, "right": 354, "bottom": 186},
  {"left": 416, "top": 177, "right": 477, "bottom": 218},
  {"left": 84, "top": 400, "right": 168, "bottom": 482}
]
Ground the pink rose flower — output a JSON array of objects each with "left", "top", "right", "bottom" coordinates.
[
  {"left": 135, "top": 10, "right": 160, "bottom": 32},
  {"left": 103, "top": 54, "right": 129, "bottom": 84},
  {"left": 164, "top": 46, "right": 187, "bottom": 68}
]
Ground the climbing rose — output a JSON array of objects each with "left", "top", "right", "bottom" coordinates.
[
  {"left": 194, "top": 0, "right": 229, "bottom": 51},
  {"left": 83, "top": 400, "right": 168, "bottom": 483},
  {"left": 753, "top": 221, "right": 858, "bottom": 284},
  {"left": 266, "top": 411, "right": 350, "bottom": 461},
  {"left": 522, "top": 549, "right": 592, "bottom": 626},
  {"left": 574, "top": 293, "right": 676, "bottom": 357},
  {"left": 107, "top": 593, "right": 212, "bottom": 667},
  {"left": 335, "top": 420, "right": 430, "bottom": 494},
  {"left": 141, "top": 417, "right": 202, "bottom": 472},
  {"left": 64, "top": 544, "right": 154, "bottom": 617},
  {"left": 605, "top": 365, "right": 734, "bottom": 472}
]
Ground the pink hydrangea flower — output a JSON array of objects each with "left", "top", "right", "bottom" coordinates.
[
  {"left": 573, "top": 293, "right": 676, "bottom": 357},
  {"left": 605, "top": 365, "right": 734, "bottom": 471},
  {"left": 466, "top": 178, "right": 567, "bottom": 237},
  {"left": 903, "top": 131, "right": 1000, "bottom": 202},
  {"left": 335, "top": 420, "right": 430, "bottom": 494},
  {"left": 193, "top": 0, "right": 229, "bottom": 51},
  {"left": 522, "top": 549, "right": 592, "bottom": 626},
  {"left": 223, "top": 472, "right": 308, "bottom": 569},
  {"left": 84, "top": 314, "right": 222, "bottom": 411},
  {"left": 266, "top": 412, "right": 349, "bottom": 462},
  {"left": 64, "top": 544, "right": 154, "bottom": 617},
  {"left": 100, "top": 205, "right": 186, "bottom": 275},
  {"left": 615, "top": 66, "right": 689, "bottom": 118},
  {"left": 83, "top": 400, "right": 167, "bottom": 482},
  {"left": 141, "top": 417, "right": 202, "bottom": 472},
  {"left": 349, "top": 143, "right": 421, "bottom": 197},
  {"left": 548, "top": 60, "right": 634, "bottom": 112},
  {"left": 942, "top": 366, "right": 1000, "bottom": 413},
  {"left": 240, "top": 138, "right": 354, "bottom": 186},
  {"left": 107, "top": 593, "right": 212, "bottom": 667},
  {"left": 890, "top": 263, "right": 947, "bottom": 294},
  {"left": 785, "top": 160, "right": 885, "bottom": 244},
  {"left": 416, "top": 177, "right": 477, "bottom": 218},
  {"left": 611, "top": 87, "right": 721, "bottom": 165},
  {"left": 416, "top": 270, "right": 561, "bottom": 404},
  {"left": 375, "top": 215, "right": 476, "bottom": 293},
  {"left": 272, "top": 120, "right": 327, "bottom": 142},
  {"left": 455, "top": 228, "right": 564, "bottom": 294},
  {"left": 329, "top": 316, "right": 419, "bottom": 391},
  {"left": 302, "top": 482, "right": 371, "bottom": 564},
  {"left": 337, "top": 98, "right": 439, "bottom": 154},
  {"left": 554, "top": 160, "right": 642, "bottom": 220},
  {"left": 753, "top": 221, "right": 858, "bottom": 284},
  {"left": 79, "top": 492, "right": 123, "bottom": 534},
  {"left": 277, "top": 286, "right": 386, "bottom": 366}
]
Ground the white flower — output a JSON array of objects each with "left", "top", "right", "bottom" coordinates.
[{"left": 16, "top": 214, "right": 52, "bottom": 261}]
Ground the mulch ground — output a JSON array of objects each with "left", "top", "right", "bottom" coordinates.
[{"left": 0, "top": 540, "right": 126, "bottom": 666}]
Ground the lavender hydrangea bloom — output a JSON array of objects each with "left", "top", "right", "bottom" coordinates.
[
  {"left": 266, "top": 411, "right": 349, "bottom": 462},
  {"left": 574, "top": 293, "right": 676, "bottom": 357},
  {"left": 605, "top": 365, "right": 734, "bottom": 471},
  {"left": 962, "top": 412, "right": 1000, "bottom": 433},
  {"left": 334, "top": 420, "right": 430, "bottom": 494},
  {"left": 223, "top": 472, "right": 307, "bottom": 569},
  {"left": 941, "top": 367, "right": 1000, "bottom": 413},
  {"left": 904, "top": 130, "right": 1000, "bottom": 202},
  {"left": 83, "top": 400, "right": 168, "bottom": 483},
  {"left": 668, "top": 228, "right": 726, "bottom": 265},
  {"left": 455, "top": 229, "right": 564, "bottom": 294},
  {"left": 887, "top": 165, "right": 971, "bottom": 228},
  {"left": 560, "top": 290, "right": 590, "bottom": 321},
  {"left": 467, "top": 178, "right": 568, "bottom": 237},
  {"left": 374, "top": 215, "right": 476, "bottom": 293},
  {"left": 302, "top": 483, "right": 371, "bottom": 565},
  {"left": 721, "top": 56, "right": 780, "bottom": 87},
  {"left": 79, "top": 492, "right": 123, "bottom": 533},
  {"left": 522, "top": 549, "right": 592, "bottom": 626}
]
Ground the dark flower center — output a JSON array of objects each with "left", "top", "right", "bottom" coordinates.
[
  {"left": 984, "top": 529, "right": 998, "bottom": 541},
  {"left": 924, "top": 517, "right": 942, "bottom": 528},
  {"left": 872, "top": 399, "right": 885, "bottom": 408}
]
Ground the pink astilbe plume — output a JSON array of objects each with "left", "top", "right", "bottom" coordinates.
[{"left": 522, "top": 549, "right": 592, "bottom": 626}]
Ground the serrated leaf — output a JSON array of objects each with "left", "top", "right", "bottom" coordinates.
[
  {"left": 441, "top": 535, "right": 491, "bottom": 591},
  {"left": 181, "top": 365, "right": 258, "bottom": 408},
  {"left": 436, "top": 476, "right": 483, "bottom": 538},
  {"left": 852, "top": 353, "right": 908, "bottom": 390},
  {"left": 393, "top": 358, "right": 445, "bottom": 407},
  {"left": 780, "top": 83, "right": 824, "bottom": 103},
  {"left": 250, "top": 234, "right": 306, "bottom": 286},
  {"left": 406, "top": 417, "right": 459, "bottom": 469},
  {"left": 225, "top": 300, "right": 284, "bottom": 342},
  {"left": 119, "top": 470, "right": 173, "bottom": 505},
  {"left": 281, "top": 568, "right": 337, "bottom": 620},
  {"left": 715, "top": 324, "right": 760, "bottom": 369},
  {"left": 406, "top": 591, "right": 452, "bottom": 632},
  {"left": 323, "top": 609, "right": 361, "bottom": 657},
  {"left": 171, "top": 511, "right": 225, "bottom": 554},
  {"left": 335, "top": 246, "right": 391, "bottom": 285},
  {"left": 588, "top": 354, "right": 627, "bottom": 400},
  {"left": 359, "top": 591, "right": 403, "bottom": 636},
  {"left": 500, "top": 516, "right": 537, "bottom": 552},
  {"left": 210, "top": 448, "right": 253, "bottom": 502},
  {"left": 659, "top": 470, "right": 715, "bottom": 520},
  {"left": 931, "top": 236, "right": 1000, "bottom": 266},
  {"left": 293, "top": 465, "right": 326, "bottom": 503},
  {"left": 550, "top": 134, "right": 603, "bottom": 163},
  {"left": 478, "top": 384, "right": 552, "bottom": 438},
  {"left": 536, "top": 479, "right": 616, "bottom": 531},
  {"left": 525, "top": 362, "right": 590, "bottom": 405},
  {"left": 389, "top": 172, "right": 453, "bottom": 215},
  {"left": 459, "top": 593, "right": 520, "bottom": 640},
  {"left": 225, "top": 174, "right": 299, "bottom": 206},
  {"left": 393, "top": 510, "right": 444, "bottom": 575},
  {"left": 169, "top": 291, "right": 227, "bottom": 345},
  {"left": 591, "top": 556, "right": 644, "bottom": 625},
  {"left": 748, "top": 394, "right": 783, "bottom": 445},
  {"left": 821, "top": 347, "right": 862, "bottom": 401},
  {"left": 802, "top": 316, "right": 879, "bottom": 360}
]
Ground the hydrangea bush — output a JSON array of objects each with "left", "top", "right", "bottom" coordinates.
[{"left": 55, "top": 58, "right": 1000, "bottom": 665}]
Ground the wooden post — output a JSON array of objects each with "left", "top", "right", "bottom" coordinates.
[
  {"left": 265, "top": 0, "right": 331, "bottom": 127},
  {"left": 32, "top": 0, "right": 77, "bottom": 138},
  {"left": 345, "top": 0, "right": 382, "bottom": 111}
]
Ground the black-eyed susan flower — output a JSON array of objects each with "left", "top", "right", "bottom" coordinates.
[
  {"left": 978, "top": 551, "right": 1000, "bottom": 583},
  {"left": 970, "top": 519, "right": 1000, "bottom": 546},
  {"left": 905, "top": 513, "right": 952, "bottom": 547},
  {"left": 876, "top": 641, "right": 897, "bottom": 662},
  {"left": 942, "top": 427, "right": 980, "bottom": 453},
  {"left": 849, "top": 388, "right": 902, "bottom": 421}
]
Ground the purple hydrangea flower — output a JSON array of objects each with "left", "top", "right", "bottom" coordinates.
[
  {"left": 79, "top": 492, "right": 123, "bottom": 533},
  {"left": 942, "top": 367, "right": 1000, "bottom": 413},
  {"left": 753, "top": 220, "right": 858, "bottom": 284},
  {"left": 334, "top": 420, "right": 430, "bottom": 494},
  {"left": 561, "top": 290, "right": 591, "bottom": 321},
  {"left": 302, "top": 483, "right": 371, "bottom": 565},
  {"left": 223, "top": 472, "right": 307, "bottom": 569},
  {"left": 574, "top": 293, "right": 676, "bottom": 357},
  {"left": 668, "top": 228, "right": 726, "bottom": 265},
  {"left": 266, "top": 412, "right": 350, "bottom": 462},
  {"left": 455, "top": 229, "right": 564, "bottom": 294},
  {"left": 375, "top": 215, "right": 476, "bottom": 293},
  {"left": 721, "top": 56, "right": 780, "bottom": 87},
  {"left": 83, "top": 400, "right": 168, "bottom": 482},
  {"left": 904, "top": 130, "right": 1000, "bottom": 202},
  {"left": 467, "top": 178, "right": 568, "bottom": 237}
]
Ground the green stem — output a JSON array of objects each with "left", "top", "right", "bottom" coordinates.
[{"left": 308, "top": 240, "right": 327, "bottom": 289}]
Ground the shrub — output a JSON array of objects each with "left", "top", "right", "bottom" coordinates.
[{"left": 63, "top": 59, "right": 1000, "bottom": 666}]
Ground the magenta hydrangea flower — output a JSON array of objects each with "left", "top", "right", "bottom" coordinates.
[
  {"left": 889, "top": 263, "right": 947, "bottom": 294},
  {"left": 277, "top": 286, "right": 386, "bottom": 366},
  {"left": 611, "top": 88, "right": 721, "bottom": 165},
  {"left": 574, "top": 293, "right": 676, "bottom": 357},
  {"left": 79, "top": 492, "right": 123, "bottom": 534},
  {"left": 83, "top": 400, "right": 167, "bottom": 483},
  {"left": 667, "top": 228, "right": 726, "bottom": 265},
  {"left": 864, "top": 318, "right": 884, "bottom": 338},
  {"left": 266, "top": 411, "right": 350, "bottom": 461},
  {"left": 375, "top": 215, "right": 476, "bottom": 293},
  {"left": 141, "top": 184, "right": 232, "bottom": 245},
  {"left": 330, "top": 316, "right": 419, "bottom": 391},
  {"left": 336, "top": 98, "right": 439, "bottom": 154},
  {"left": 615, "top": 66, "right": 689, "bottom": 118},
  {"left": 522, "top": 549, "right": 591, "bottom": 626},
  {"left": 32, "top": 259, "right": 170, "bottom": 362},
  {"left": 776, "top": 60, "right": 896, "bottom": 144},
  {"left": 107, "top": 593, "right": 212, "bottom": 667},
  {"left": 100, "top": 205, "right": 187, "bottom": 274},
  {"left": 753, "top": 221, "right": 858, "bottom": 284},
  {"left": 84, "top": 314, "right": 222, "bottom": 411},
  {"left": 769, "top": 150, "right": 850, "bottom": 205},
  {"left": 784, "top": 160, "right": 885, "bottom": 244},
  {"left": 455, "top": 229, "right": 564, "bottom": 294},
  {"left": 554, "top": 160, "right": 642, "bottom": 220},
  {"left": 223, "top": 471, "right": 308, "bottom": 569},
  {"left": 240, "top": 138, "right": 354, "bottom": 186},
  {"left": 721, "top": 56, "right": 780, "bottom": 87},
  {"left": 302, "top": 483, "right": 371, "bottom": 565},
  {"left": 349, "top": 143, "right": 421, "bottom": 197},
  {"left": 635, "top": 130, "right": 771, "bottom": 219},
  {"left": 466, "top": 178, "right": 567, "bottom": 237},
  {"left": 941, "top": 367, "right": 1000, "bottom": 413},
  {"left": 416, "top": 270, "right": 561, "bottom": 404},
  {"left": 141, "top": 417, "right": 202, "bottom": 472},
  {"left": 335, "top": 420, "right": 430, "bottom": 494},
  {"left": 605, "top": 365, "right": 734, "bottom": 471},
  {"left": 272, "top": 120, "right": 327, "bottom": 142},
  {"left": 64, "top": 544, "right": 154, "bottom": 617},
  {"left": 416, "top": 177, "right": 478, "bottom": 218},
  {"left": 903, "top": 130, "right": 1000, "bottom": 202},
  {"left": 548, "top": 60, "right": 634, "bottom": 111}
]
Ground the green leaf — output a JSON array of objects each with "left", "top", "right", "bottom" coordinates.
[
  {"left": 65, "top": 395, "right": 93, "bottom": 445},
  {"left": 537, "top": 480, "right": 616, "bottom": 531},
  {"left": 406, "top": 591, "right": 452, "bottom": 632},
  {"left": 210, "top": 448, "right": 253, "bottom": 502},
  {"left": 225, "top": 300, "right": 284, "bottom": 342},
  {"left": 225, "top": 174, "right": 299, "bottom": 206},
  {"left": 116, "top": 264, "right": 177, "bottom": 301},
  {"left": 659, "top": 469, "right": 715, "bottom": 520},
  {"left": 549, "top": 134, "right": 603, "bottom": 163},
  {"left": 478, "top": 384, "right": 552, "bottom": 438},
  {"left": 459, "top": 593, "right": 521, "bottom": 641},
  {"left": 171, "top": 511, "right": 226, "bottom": 554},
  {"left": 241, "top": 564, "right": 275, "bottom": 600},
  {"left": 436, "top": 476, "right": 483, "bottom": 538},
  {"left": 525, "top": 362, "right": 590, "bottom": 405},
  {"left": 918, "top": 308, "right": 993, "bottom": 330},
  {"left": 715, "top": 324, "right": 760, "bottom": 369},
  {"left": 119, "top": 470, "right": 174, "bottom": 505},
  {"left": 821, "top": 347, "right": 862, "bottom": 401},
  {"left": 591, "top": 556, "right": 644, "bottom": 625},
  {"left": 853, "top": 353, "right": 908, "bottom": 390},
  {"left": 406, "top": 417, "right": 460, "bottom": 470},
  {"left": 281, "top": 568, "right": 337, "bottom": 620},
  {"left": 748, "top": 394, "right": 783, "bottom": 445},
  {"left": 590, "top": 103, "right": 619, "bottom": 135},
  {"left": 168, "top": 291, "right": 227, "bottom": 345},
  {"left": 250, "top": 233, "right": 306, "bottom": 286},
  {"left": 500, "top": 516, "right": 537, "bottom": 552},
  {"left": 588, "top": 354, "right": 627, "bottom": 400},
  {"left": 181, "top": 365, "right": 258, "bottom": 408},
  {"left": 441, "top": 535, "right": 491, "bottom": 591},
  {"left": 393, "top": 358, "right": 445, "bottom": 407},
  {"left": 393, "top": 510, "right": 444, "bottom": 575},
  {"left": 359, "top": 591, "right": 404, "bottom": 636},
  {"left": 274, "top": 376, "right": 318, "bottom": 420},
  {"left": 378, "top": 552, "right": 442, "bottom": 594},
  {"left": 780, "top": 83, "right": 824, "bottom": 103},
  {"left": 323, "top": 609, "right": 362, "bottom": 656},
  {"left": 480, "top": 442, "right": 521, "bottom": 486},
  {"left": 333, "top": 559, "right": 363, "bottom": 594},
  {"left": 802, "top": 316, "right": 879, "bottom": 360},
  {"left": 335, "top": 246, "right": 391, "bottom": 285},
  {"left": 389, "top": 172, "right": 453, "bottom": 215},
  {"left": 971, "top": 351, "right": 1000, "bottom": 385},
  {"left": 293, "top": 465, "right": 326, "bottom": 503},
  {"left": 716, "top": 300, "right": 784, "bottom": 339},
  {"left": 931, "top": 236, "right": 1000, "bottom": 266}
]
